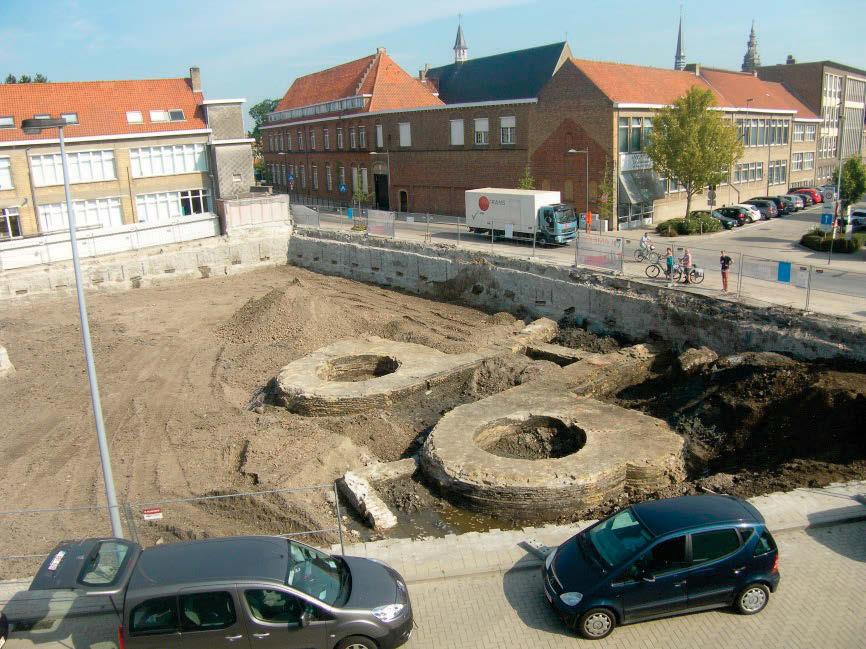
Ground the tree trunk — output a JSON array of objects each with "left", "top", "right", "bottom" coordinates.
[{"left": 684, "top": 191, "right": 694, "bottom": 219}]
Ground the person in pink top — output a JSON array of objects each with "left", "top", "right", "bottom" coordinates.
[{"left": 680, "top": 248, "right": 693, "bottom": 284}]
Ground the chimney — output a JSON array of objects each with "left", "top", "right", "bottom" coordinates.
[
  {"left": 376, "top": 47, "right": 386, "bottom": 55},
  {"left": 684, "top": 62, "right": 701, "bottom": 77},
  {"left": 786, "top": 54, "right": 796, "bottom": 65},
  {"left": 189, "top": 66, "right": 201, "bottom": 93},
  {"left": 418, "top": 63, "right": 430, "bottom": 82}
]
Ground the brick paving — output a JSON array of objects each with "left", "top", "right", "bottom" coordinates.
[{"left": 403, "top": 522, "right": 866, "bottom": 649}]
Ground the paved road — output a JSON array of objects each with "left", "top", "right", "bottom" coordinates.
[{"left": 404, "top": 522, "right": 866, "bottom": 649}]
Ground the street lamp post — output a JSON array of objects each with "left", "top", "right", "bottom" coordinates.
[
  {"left": 567, "top": 148, "right": 590, "bottom": 267},
  {"left": 22, "top": 118, "right": 123, "bottom": 538}
]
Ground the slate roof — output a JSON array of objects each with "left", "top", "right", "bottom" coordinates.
[
  {"left": 0, "top": 78, "right": 206, "bottom": 143},
  {"left": 273, "top": 50, "right": 442, "bottom": 117},
  {"left": 425, "top": 42, "right": 570, "bottom": 104}
]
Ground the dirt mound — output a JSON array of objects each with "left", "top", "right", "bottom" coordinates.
[
  {"left": 555, "top": 324, "right": 621, "bottom": 353},
  {"left": 470, "top": 355, "right": 561, "bottom": 398}
]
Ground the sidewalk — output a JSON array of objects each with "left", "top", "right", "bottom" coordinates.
[{"left": 327, "top": 480, "right": 866, "bottom": 584}]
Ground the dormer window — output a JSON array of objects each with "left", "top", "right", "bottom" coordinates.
[
  {"left": 61, "top": 113, "right": 79, "bottom": 124},
  {"left": 168, "top": 109, "right": 185, "bottom": 122},
  {"left": 34, "top": 114, "right": 50, "bottom": 119},
  {"left": 126, "top": 111, "right": 143, "bottom": 124},
  {"left": 150, "top": 110, "right": 169, "bottom": 122},
  {"left": 0, "top": 116, "right": 14, "bottom": 129}
]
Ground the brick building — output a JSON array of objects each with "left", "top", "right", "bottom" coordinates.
[
  {"left": 757, "top": 60, "right": 866, "bottom": 182},
  {"left": 0, "top": 67, "right": 254, "bottom": 240},
  {"left": 264, "top": 33, "right": 818, "bottom": 230}
]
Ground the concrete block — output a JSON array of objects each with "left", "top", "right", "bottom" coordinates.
[
  {"left": 338, "top": 472, "right": 398, "bottom": 530},
  {"left": 0, "top": 346, "right": 14, "bottom": 379}
]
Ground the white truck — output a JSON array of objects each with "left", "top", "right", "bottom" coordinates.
[{"left": 465, "top": 188, "right": 577, "bottom": 245}]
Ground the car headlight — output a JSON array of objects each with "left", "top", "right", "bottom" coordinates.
[
  {"left": 372, "top": 603, "right": 404, "bottom": 622},
  {"left": 560, "top": 592, "right": 583, "bottom": 607}
]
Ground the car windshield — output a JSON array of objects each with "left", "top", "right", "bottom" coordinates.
[
  {"left": 555, "top": 207, "right": 576, "bottom": 224},
  {"left": 586, "top": 508, "right": 654, "bottom": 568},
  {"left": 285, "top": 540, "right": 348, "bottom": 606}
]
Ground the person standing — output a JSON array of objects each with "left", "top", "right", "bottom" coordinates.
[
  {"left": 585, "top": 210, "right": 593, "bottom": 233},
  {"left": 665, "top": 247, "right": 674, "bottom": 282},
  {"left": 719, "top": 250, "right": 733, "bottom": 293},
  {"left": 681, "top": 248, "right": 693, "bottom": 284}
]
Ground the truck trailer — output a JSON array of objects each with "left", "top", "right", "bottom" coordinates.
[{"left": 465, "top": 188, "right": 577, "bottom": 245}]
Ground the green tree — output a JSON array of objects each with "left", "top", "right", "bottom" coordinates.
[
  {"left": 4, "top": 74, "right": 16, "bottom": 83},
  {"left": 596, "top": 158, "right": 614, "bottom": 221},
  {"left": 18, "top": 74, "right": 32, "bottom": 83},
  {"left": 832, "top": 157, "right": 866, "bottom": 208},
  {"left": 644, "top": 86, "right": 743, "bottom": 217},
  {"left": 248, "top": 98, "right": 278, "bottom": 141},
  {"left": 33, "top": 73, "right": 48, "bottom": 83},
  {"left": 517, "top": 165, "right": 536, "bottom": 190}
]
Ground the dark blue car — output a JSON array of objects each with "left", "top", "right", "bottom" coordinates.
[{"left": 543, "top": 495, "right": 780, "bottom": 639}]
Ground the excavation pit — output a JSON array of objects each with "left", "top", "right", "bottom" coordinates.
[
  {"left": 317, "top": 354, "right": 400, "bottom": 382},
  {"left": 476, "top": 416, "right": 587, "bottom": 460}
]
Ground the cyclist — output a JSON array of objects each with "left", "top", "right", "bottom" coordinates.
[
  {"left": 640, "top": 232, "right": 652, "bottom": 252},
  {"left": 681, "top": 248, "right": 694, "bottom": 284}
]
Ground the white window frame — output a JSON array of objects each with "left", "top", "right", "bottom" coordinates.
[
  {"left": 474, "top": 118, "right": 489, "bottom": 145},
  {"left": 360, "top": 166, "right": 368, "bottom": 194},
  {"left": 297, "top": 131, "right": 304, "bottom": 151},
  {"left": 39, "top": 196, "right": 123, "bottom": 231},
  {"left": 359, "top": 126, "right": 367, "bottom": 149},
  {"left": 31, "top": 149, "right": 117, "bottom": 186},
  {"left": 0, "top": 206, "right": 22, "bottom": 239},
  {"left": 337, "top": 128, "right": 344, "bottom": 149},
  {"left": 61, "top": 113, "right": 79, "bottom": 125},
  {"left": 500, "top": 116, "right": 515, "bottom": 145},
  {"left": 0, "top": 116, "right": 14, "bottom": 129},
  {"left": 312, "top": 164, "right": 319, "bottom": 190},
  {"left": 135, "top": 188, "right": 210, "bottom": 223},
  {"left": 350, "top": 127, "right": 357, "bottom": 149},
  {"left": 128, "top": 144, "right": 208, "bottom": 179},
  {"left": 450, "top": 119, "right": 464, "bottom": 146},
  {"left": 149, "top": 110, "right": 170, "bottom": 123},
  {"left": 804, "top": 152, "right": 814, "bottom": 170},
  {"left": 398, "top": 122, "right": 411, "bottom": 147},
  {"left": 326, "top": 164, "right": 333, "bottom": 191},
  {"left": 323, "top": 129, "right": 330, "bottom": 150},
  {"left": 310, "top": 130, "right": 317, "bottom": 150},
  {"left": 168, "top": 109, "right": 185, "bottom": 122},
  {"left": 375, "top": 124, "right": 383, "bottom": 148},
  {"left": 793, "top": 123, "right": 804, "bottom": 142},
  {"left": 338, "top": 165, "right": 346, "bottom": 187},
  {"left": 0, "top": 156, "right": 13, "bottom": 190},
  {"left": 792, "top": 153, "right": 803, "bottom": 171}
]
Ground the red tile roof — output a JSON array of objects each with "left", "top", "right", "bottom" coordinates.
[
  {"left": 0, "top": 78, "right": 206, "bottom": 143},
  {"left": 273, "top": 49, "right": 441, "bottom": 118},
  {"left": 571, "top": 59, "right": 721, "bottom": 105},
  {"left": 699, "top": 68, "right": 818, "bottom": 119}
]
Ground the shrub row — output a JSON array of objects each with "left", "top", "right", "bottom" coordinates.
[
  {"left": 800, "top": 228, "right": 863, "bottom": 253},
  {"left": 655, "top": 213, "right": 723, "bottom": 236}
]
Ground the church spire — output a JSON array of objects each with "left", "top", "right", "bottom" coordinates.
[
  {"left": 674, "top": 6, "right": 686, "bottom": 71},
  {"left": 741, "top": 20, "right": 761, "bottom": 73},
  {"left": 454, "top": 15, "right": 468, "bottom": 63}
]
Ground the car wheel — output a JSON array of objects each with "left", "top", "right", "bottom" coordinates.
[
  {"left": 577, "top": 607, "right": 616, "bottom": 640},
  {"left": 336, "top": 636, "right": 378, "bottom": 649},
  {"left": 746, "top": 216, "right": 754, "bottom": 224},
  {"left": 735, "top": 583, "right": 770, "bottom": 615}
]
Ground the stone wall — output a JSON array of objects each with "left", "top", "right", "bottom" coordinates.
[{"left": 289, "top": 229, "right": 865, "bottom": 362}]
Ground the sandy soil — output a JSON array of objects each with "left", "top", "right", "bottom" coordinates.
[{"left": 0, "top": 265, "right": 522, "bottom": 574}]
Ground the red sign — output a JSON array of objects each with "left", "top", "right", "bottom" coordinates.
[
  {"left": 142, "top": 507, "right": 163, "bottom": 521},
  {"left": 478, "top": 196, "right": 490, "bottom": 211}
]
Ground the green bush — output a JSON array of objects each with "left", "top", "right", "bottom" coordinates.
[
  {"left": 655, "top": 213, "right": 722, "bottom": 236},
  {"left": 800, "top": 229, "right": 863, "bottom": 253}
]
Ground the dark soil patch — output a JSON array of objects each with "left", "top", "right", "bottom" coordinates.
[
  {"left": 477, "top": 416, "right": 586, "bottom": 460},
  {"left": 555, "top": 323, "right": 621, "bottom": 353}
]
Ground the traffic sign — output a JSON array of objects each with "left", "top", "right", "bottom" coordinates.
[
  {"left": 339, "top": 183, "right": 348, "bottom": 193},
  {"left": 287, "top": 173, "right": 294, "bottom": 182},
  {"left": 707, "top": 189, "right": 716, "bottom": 201},
  {"left": 822, "top": 188, "right": 835, "bottom": 203}
]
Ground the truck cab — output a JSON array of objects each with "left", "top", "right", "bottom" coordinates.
[{"left": 539, "top": 203, "right": 577, "bottom": 244}]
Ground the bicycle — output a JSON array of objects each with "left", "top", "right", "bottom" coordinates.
[
  {"left": 645, "top": 261, "right": 667, "bottom": 279},
  {"left": 672, "top": 264, "right": 705, "bottom": 285},
  {"left": 634, "top": 246, "right": 660, "bottom": 264}
]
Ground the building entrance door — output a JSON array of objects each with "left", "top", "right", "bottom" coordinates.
[
  {"left": 374, "top": 174, "right": 390, "bottom": 210},
  {"left": 399, "top": 190, "right": 408, "bottom": 212}
]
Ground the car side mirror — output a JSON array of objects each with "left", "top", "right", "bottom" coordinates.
[{"left": 299, "top": 610, "right": 312, "bottom": 628}]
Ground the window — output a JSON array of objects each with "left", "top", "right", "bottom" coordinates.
[
  {"left": 168, "top": 109, "right": 185, "bottom": 122},
  {"left": 300, "top": 164, "right": 306, "bottom": 189},
  {"left": 0, "top": 156, "right": 12, "bottom": 190},
  {"left": 630, "top": 535, "right": 688, "bottom": 578},
  {"left": 360, "top": 166, "right": 368, "bottom": 193},
  {"left": 376, "top": 124, "right": 383, "bottom": 148},
  {"left": 312, "top": 164, "right": 319, "bottom": 190},
  {"left": 297, "top": 131, "right": 304, "bottom": 151},
  {"left": 691, "top": 529, "right": 741, "bottom": 564},
  {"left": 349, "top": 127, "right": 357, "bottom": 149},
  {"left": 338, "top": 165, "right": 346, "bottom": 187},
  {"left": 351, "top": 165, "right": 358, "bottom": 191},
  {"left": 500, "top": 116, "right": 515, "bottom": 145},
  {"left": 149, "top": 110, "right": 169, "bottom": 122},
  {"left": 792, "top": 153, "right": 803, "bottom": 171},
  {"left": 0, "top": 207, "right": 22, "bottom": 239},
  {"left": 61, "top": 112, "right": 79, "bottom": 124},
  {"left": 359, "top": 126, "right": 366, "bottom": 148},
  {"left": 473, "top": 118, "right": 488, "bottom": 145},
  {"left": 245, "top": 589, "right": 317, "bottom": 625},
  {"left": 399, "top": 122, "right": 411, "bottom": 147},
  {"left": 337, "top": 128, "right": 344, "bottom": 149},
  {"left": 618, "top": 117, "right": 652, "bottom": 153},
  {"left": 768, "top": 159, "right": 787, "bottom": 185},
  {"left": 34, "top": 114, "right": 50, "bottom": 119},
  {"left": 326, "top": 164, "right": 333, "bottom": 191},
  {"left": 135, "top": 189, "right": 209, "bottom": 222},
  {"left": 323, "top": 128, "right": 330, "bottom": 150},
  {"left": 78, "top": 540, "right": 131, "bottom": 586},
  {"left": 286, "top": 541, "right": 345, "bottom": 605},
  {"left": 31, "top": 150, "right": 117, "bottom": 186},
  {"left": 39, "top": 197, "right": 124, "bottom": 231},
  {"left": 793, "top": 123, "right": 804, "bottom": 142},
  {"left": 130, "top": 597, "right": 178, "bottom": 635},
  {"left": 310, "top": 130, "right": 316, "bottom": 150},
  {"left": 129, "top": 144, "right": 207, "bottom": 178},
  {"left": 753, "top": 530, "right": 777, "bottom": 556},
  {"left": 587, "top": 508, "right": 654, "bottom": 568},
  {"left": 618, "top": 117, "right": 629, "bottom": 153},
  {"left": 0, "top": 116, "right": 14, "bottom": 128},
  {"left": 126, "top": 111, "right": 143, "bottom": 124},
  {"left": 450, "top": 119, "right": 464, "bottom": 145},
  {"left": 804, "top": 152, "right": 814, "bottom": 170},
  {"left": 179, "top": 591, "right": 236, "bottom": 632}
]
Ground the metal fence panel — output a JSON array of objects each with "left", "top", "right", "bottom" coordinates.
[
  {"left": 809, "top": 266, "right": 866, "bottom": 299},
  {"left": 292, "top": 204, "right": 321, "bottom": 228},
  {"left": 574, "top": 232, "right": 623, "bottom": 272},
  {"left": 367, "top": 210, "right": 395, "bottom": 238},
  {"left": 741, "top": 256, "right": 809, "bottom": 287}
]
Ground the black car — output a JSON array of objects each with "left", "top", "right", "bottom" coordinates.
[
  {"left": 716, "top": 206, "right": 751, "bottom": 226},
  {"left": 543, "top": 494, "right": 780, "bottom": 640},
  {"left": 751, "top": 196, "right": 789, "bottom": 215},
  {"left": 744, "top": 199, "right": 778, "bottom": 219}
]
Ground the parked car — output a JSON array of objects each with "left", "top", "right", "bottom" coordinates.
[
  {"left": 543, "top": 494, "right": 780, "bottom": 640},
  {"left": 733, "top": 203, "right": 762, "bottom": 222},
  {"left": 4, "top": 536, "right": 414, "bottom": 649},
  {"left": 778, "top": 195, "right": 801, "bottom": 212},
  {"left": 716, "top": 206, "right": 753, "bottom": 226},
  {"left": 789, "top": 190, "right": 814, "bottom": 206},
  {"left": 794, "top": 188, "right": 822, "bottom": 204},
  {"left": 689, "top": 209, "right": 738, "bottom": 229},
  {"left": 848, "top": 208, "right": 866, "bottom": 232},
  {"left": 744, "top": 199, "right": 778, "bottom": 219},
  {"left": 751, "top": 196, "right": 789, "bottom": 215},
  {"left": 783, "top": 194, "right": 805, "bottom": 210}
]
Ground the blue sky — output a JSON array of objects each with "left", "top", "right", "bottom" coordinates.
[{"left": 2, "top": 0, "right": 865, "bottom": 130}]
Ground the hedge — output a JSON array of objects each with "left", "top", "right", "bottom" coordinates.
[
  {"left": 800, "top": 228, "right": 863, "bottom": 253},
  {"left": 655, "top": 213, "right": 723, "bottom": 236}
]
